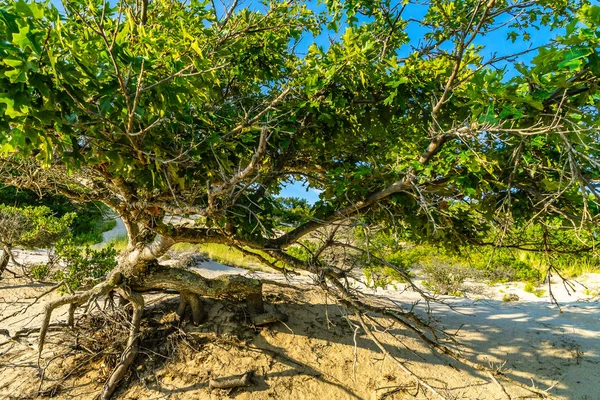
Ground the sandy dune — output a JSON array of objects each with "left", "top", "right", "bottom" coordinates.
[{"left": 1, "top": 249, "right": 599, "bottom": 399}]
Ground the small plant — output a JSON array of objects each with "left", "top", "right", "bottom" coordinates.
[
  {"left": 524, "top": 281, "right": 535, "bottom": 293},
  {"left": 29, "top": 262, "right": 51, "bottom": 280},
  {"left": 523, "top": 281, "right": 546, "bottom": 297},
  {"left": 502, "top": 293, "right": 519, "bottom": 302},
  {"left": 421, "top": 258, "right": 470, "bottom": 296},
  {"left": 364, "top": 267, "right": 394, "bottom": 288},
  {"left": 52, "top": 241, "right": 118, "bottom": 292}
]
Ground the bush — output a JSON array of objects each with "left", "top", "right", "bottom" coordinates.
[
  {"left": 52, "top": 241, "right": 118, "bottom": 292},
  {"left": 29, "top": 262, "right": 51, "bottom": 280},
  {"left": 474, "top": 250, "right": 541, "bottom": 283},
  {"left": 0, "top": 184, "right": 114, "bottom": 245},
  {"left": 421, "top": 258, "right": 470, "bottom": 296},
  {"left": 0, "top": 205, "right": 75, "bottom": 248},
  {"left": 0, "top": 204, "right": 75, "bottom": 277},
  {"left": 0, "top": 204, "right": 118, "bottom": 285}
]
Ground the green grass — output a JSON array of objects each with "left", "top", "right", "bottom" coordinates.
[
  {"left": 172, "top": 242, "right": 275, "bottom": 271},
  {"left": 200, "top": 243, "right": 260, "bottom": 269},
  {"left": 103, "top": 234, "right": 129, "bottom": 252},
  {"left": 368, "top": 241, "right": 600, "bottom": 288},
  {"left": 551, "top": 256, "right": 600, "bottom": 278}
]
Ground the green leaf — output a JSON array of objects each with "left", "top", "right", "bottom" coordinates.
[{"left": 15, "top": 0, "right": 43, "bottom": 19}]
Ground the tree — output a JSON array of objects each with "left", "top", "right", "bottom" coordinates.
[
  {"left": 0, "top": 184, "right": 116, "bottom": 244},
  {"left": 0, "top": 204, "right": 74, "bottom": 277},
  {"left": 0, "top": 0, "right": 598, "bottom": 398}
]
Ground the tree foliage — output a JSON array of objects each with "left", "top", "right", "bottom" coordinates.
[
  {"left": 0, "top": 204, "right": 73, "bottom": 276},
  {"left": 0, "top": 184, "right": 113, "bottom": 243},
  {"left": 0, "top": 0, "right": 599, "bottom": 396},
  {"left": 0, "top": 0, "right": 597, "bottom": 253}
]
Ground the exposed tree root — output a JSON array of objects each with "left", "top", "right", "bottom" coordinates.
[
  {"left": 134, "top": 264, "right": 265, "bottom": 314},
  {"left": 31, "top": 263, "right": 279, "bottom": 399},
  {"left": 100, "top": 289, "right": 144, "bottom": 400},
  {"left": 67, "top": 304, "right": 76, "bottom": 327},
  {"left": 209, "top": 371, "right": 253, "bottom": 390},
  {"left": 26, "top": 259, "right": 553, "bottom": 400},
  {"left": 38, "top": 272, "right": 122, "bottom": 353},
  {"left": 177, "top": 291, "right": 204, "bottom": 325},
  {"left": 0, "top": 248, "right": 10, "bottom": 278},
  {"left": 253, "top": 309, "right": 289, "bottom": 326},
  {"left": 176, "top": 292, "right": 188, "bottom": 318}
]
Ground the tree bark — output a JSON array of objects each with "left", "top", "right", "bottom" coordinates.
[
  {"left": 0, "top": 245, "right": 10, "bottom": 277},
  {"left": 177, "top": 291, "right": 204, "bottom": 324},
  {"left": 130, "top": 263, "right": 265, "bottom": 314}
]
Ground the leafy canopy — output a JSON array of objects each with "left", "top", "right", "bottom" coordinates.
[{"left": 0, "top": 0, "right": 598, "bottom": 262}]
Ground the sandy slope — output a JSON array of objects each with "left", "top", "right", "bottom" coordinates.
[{"left": 1, "top": 250, "right": 599, "bottom": 400}]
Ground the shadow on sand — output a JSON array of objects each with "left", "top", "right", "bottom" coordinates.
[{"left": 1, "top": 280, "right": 599, "bottom": 400}]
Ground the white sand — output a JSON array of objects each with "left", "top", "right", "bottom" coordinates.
[{"left": 1, "top": 249, "right": 599, "bottom": 399}]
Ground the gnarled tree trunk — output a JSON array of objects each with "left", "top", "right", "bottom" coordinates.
[{"left": 37, "top": 219, "right": 271, "bottom": 399}]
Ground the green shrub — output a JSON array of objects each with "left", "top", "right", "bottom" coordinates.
[
  {"left": 0, "top": 204, "right": 75, "bottom": 277},
  {"left": 524, "top": 281, "right": 546, "bottom": 297},
  {"left": 421, "top": 258, "right": 470, "bottom": 296},
  {"left": 472, "top": 253, "right": 542, "bottom": 283},
  {"left": 0, "top": 185, "right": 111, "bottom": 243},
  {"left": 0, "top": 205, "right": 75, "bottom": 248},
  {"left": 362, "top": 222, "right": 599, "bottom": 287},
  {"left": 29, "top": 263, "right": 51, "bottom": 280},
  {"left": 73, "top": 217, "right": 119, "bottom": 245},
  {"left": 52, "top": 241, "right": 118, "bottom": 292},
  {"left": 512, "top": 261, "right": 541, "bottom": 282},
  {"left": 0, "top": 204, "right": 119, "bottom": 285},
  {"left": 100, "top": 219, "right": 117, "bottom": 232}
]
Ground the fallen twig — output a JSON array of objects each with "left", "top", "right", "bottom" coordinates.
[
  {"left": 356, "top": 313, "right": 449, "bottom": 400},
  {"left": 209, "top": 371, "right": 253, "bottom": 390}
]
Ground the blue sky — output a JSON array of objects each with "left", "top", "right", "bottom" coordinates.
[{"left": 280, "top": 181, "right": 322, "bottom": 202}]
